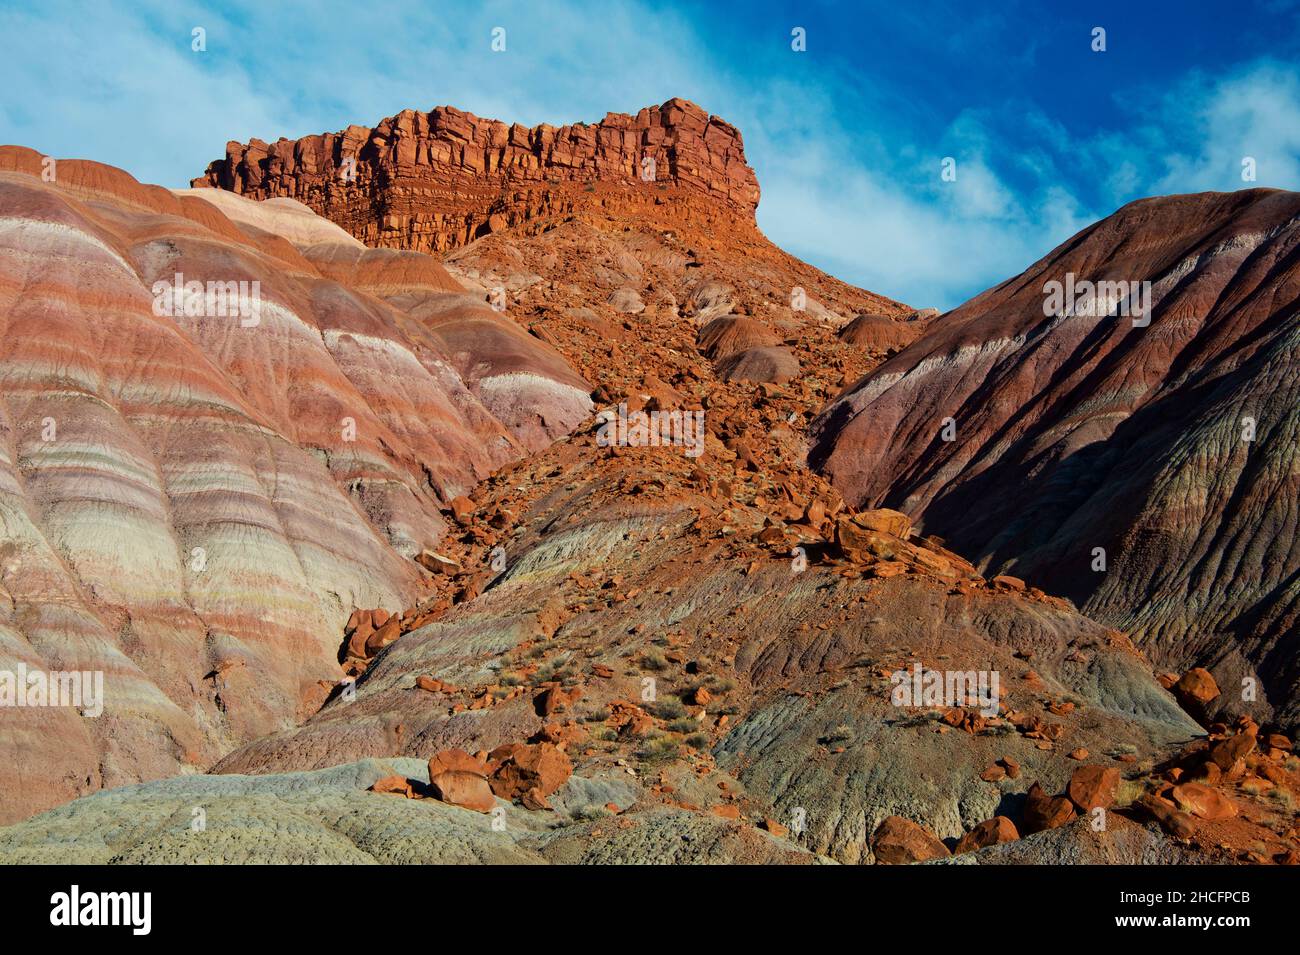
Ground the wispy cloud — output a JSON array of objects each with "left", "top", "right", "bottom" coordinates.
[{"left": 1153, "top": 62, "right": 1300, "bottom": 193}]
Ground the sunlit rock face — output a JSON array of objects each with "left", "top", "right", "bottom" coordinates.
[
  {"left": 811, "top": 189, "right": 1300, "bottom": 728},
  {"left": 0, "top": 147, "right": 590, "bottom": 823},
  {"left": 192, "top": 98, "right": 762, "bottom": 256}
]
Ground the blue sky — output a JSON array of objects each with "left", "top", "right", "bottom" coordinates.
[{"left": 3, "top": 0, "right": 1299, "bottom": 308}]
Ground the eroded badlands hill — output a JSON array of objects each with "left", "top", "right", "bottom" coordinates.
[
  {"left": 811, "top": 189, "right": 1300, "bottom": 729},
  {"left": 0, "top": 146, "right": 589, "bottom": 823},
  {"left": 2, "top": 175, "right": 1229, "bottom": 860},
  {"left": 2, "top": 106, "right": 1297, "bottom": 866}
]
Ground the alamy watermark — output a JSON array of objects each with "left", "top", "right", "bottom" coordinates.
[
  {"left": 595, "top": 403, "right": 705, "bottom": 458},
  {"left": 152, "top": 272, "right": 262, "bottom": 327},
  {"left": 889, "top": 661, "right": 1000, "bottom": 717},
  {"left": 0, "top": 663, "right": 103, "bottom": 716},
  {"left": 50, "top": 885, "right": 150, "bottom": 935},
  {"left": 1043, "top": 272, "right": 1152, "bottom": 327}
]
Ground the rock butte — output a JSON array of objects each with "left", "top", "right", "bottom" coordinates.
[{"left": 193, "top": 98, "right": 761, "bottom": 256}]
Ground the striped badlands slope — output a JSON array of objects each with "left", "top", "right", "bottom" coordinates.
[
  {"left": 0, "top": 147, "right": 590, "bottom": 823},
  {"left": 810, "top": 190, "right": 1300, "bottom": 728}
]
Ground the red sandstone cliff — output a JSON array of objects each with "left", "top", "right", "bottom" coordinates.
[{"left": 193, "top": 98, "right": 761, "bottom": 255}]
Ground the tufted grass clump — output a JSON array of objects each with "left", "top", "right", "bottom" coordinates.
[
  {"left": 651, "top": 698, "right": 687, "bottom": 720},
  {"left": 637, "top": 733, "right": 680, "bottom": 763}
]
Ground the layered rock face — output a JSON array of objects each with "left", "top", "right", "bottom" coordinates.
[
  {"left": 810, "top": 189, "right": 1300, "bottom": 727},
  {"left": 0, "top": 146, "right": 589, "bottom": 823},
  {"left": 192, "top": 98, "right": 761, "bottom": 256}
]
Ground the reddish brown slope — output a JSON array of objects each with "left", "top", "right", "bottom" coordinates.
[{"left": 810, "top": 189, "right": 1300, "bottom": 728}]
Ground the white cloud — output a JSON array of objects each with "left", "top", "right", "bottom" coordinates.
[
  {"left": 1154, "top": 63, "right": 1300, "bottom": 193},
  {"left": 0, "top": 1, "right": 281, "bottom": 187}
]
